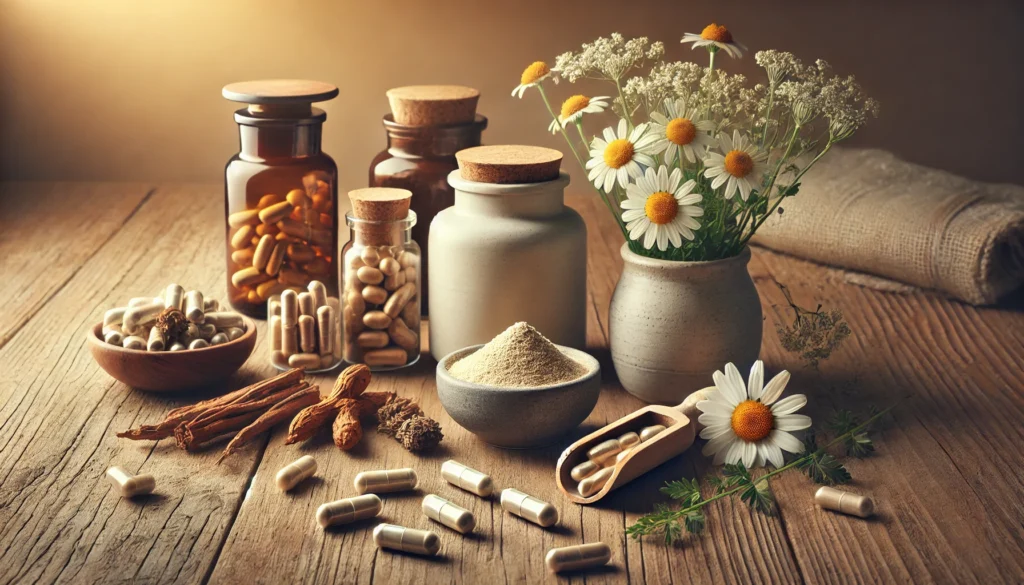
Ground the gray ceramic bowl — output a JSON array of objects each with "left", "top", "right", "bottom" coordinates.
[{"left": 436, "top": 344, "right": 601, "bottom": 449}]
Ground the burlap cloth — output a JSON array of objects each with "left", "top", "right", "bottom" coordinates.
[{"left": 751, "top": 148, "right": 1024, "bottom": 305}]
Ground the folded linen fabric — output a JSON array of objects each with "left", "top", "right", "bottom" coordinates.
[{"left": 752, "top": 148, "right": 1024, "bottom": 305}]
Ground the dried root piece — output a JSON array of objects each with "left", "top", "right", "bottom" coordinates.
[
  {"left": 395, "top": 416, "right": 443, "bottom": 452},
  {"left": 219, "top": 385, "right": 321, "bottom": 462},
  {"left": 376, "top": 395, "right": 423, "bottom": 436},
  {"left": 156, "top": 307, "right": 189, "bottom": 339},
  {"left": 286, "top": 364, "right": 371, "bottom": 444},
  {"left": 331, "top": 391, "right": 394, "bottom": 450}
]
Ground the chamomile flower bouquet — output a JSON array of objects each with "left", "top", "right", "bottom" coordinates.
[{"left": 514, "top": 25, "right": 879, "bottom": 262}]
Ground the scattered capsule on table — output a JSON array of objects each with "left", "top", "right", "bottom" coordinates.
[
  {"left": 546, "top": 543, "right": 612, "bottom": 573},
  {"left": 316, "top": 494, "right": 382, "bottom": 528},
  {"left": 570, "top": 460, "right": 601, "bottom": 482},
  {"left": 815, "top": 487, "right": 875, "bottom": 518},
  {"left": 354, "top": 468, "right": 418, "bottom": 494},
  {"left": 500, "top": 488, "right": 558, "bottom": 528},
  {"left": 640, "top": 424, "right": 667, "bottom": 442},
  {"left": 276, "top": 456, "right": 317, "bottom": 491},
  {"left": 441, "top": 460, "right": 493, "bottom": 497},
  {"left": 422, "top": 494, "right": 475, "bottom": 534},
  {"left": 578, "top": 466, "right": 614, "bottom": 497},
  {"left": 106, "top": 466, "right": 155, "bottom": 498},
  {"left": 373, "top": 524, "right": 441, "bottom": 557}
]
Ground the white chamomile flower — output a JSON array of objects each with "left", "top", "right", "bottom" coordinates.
[
  {"left": 680, "top": 23, "right": 747, "bottom": 59},
  {"left": 586, "top": 119, "right": 659, "bottom": 193},
  {"left": 696, "top": 361, "right": 811, "bottom": 468},
  {"left": 549, "top": 95, "right": 609, "bottom": 134},
  {"left": 702, "top": 130, "right": 767, "bottom": 201},
  {"left": 649, "top": 98, "right": 717, "bottom": 164},
  {"left": 621, "top": 165, "right": 703, "bottom": 251},
  {"left": 512, "top": 61, "right": 552, "bottom": 99}
]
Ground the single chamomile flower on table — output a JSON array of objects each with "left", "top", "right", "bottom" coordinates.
[
  {"left": 680, "top": 23, "right": 748, "bottom": 59},
  {"left": 649, "top": 97, "right": 717, "bottom": 165},
  {"left": 586, "top": 118, "right": 659, "bottom": 193},
  {"left": 621, "top": 165, "right": 703, "bottom": 251},
  {"left": 703, "top": 130, "right": 767, "bottom": 201},
  {"left": 696, "top": 361, "right": 811, "bottom": 468},
  {"left": 512, "top": 61, "right": 553, "bottom": 99}
]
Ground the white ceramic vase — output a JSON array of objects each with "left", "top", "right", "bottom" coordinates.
[
  {"left": 609, "top": 244, "right": 762, "bottom": 404},
  {"left": 428, "top": 170, "right": 587, "bottom": 360}
]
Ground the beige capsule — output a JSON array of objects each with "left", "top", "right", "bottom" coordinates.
[
  {"left": 285, "top": 188, "right": 309, "bottom": 207},
  {"left": 316, "top": 494, "right": 382, "bottom": 528},
  {"left": 287, "top": 242, "right": 315, "bottom": 264},
  {"left": 316, "top": 306, "right": 333, "bottom": 355},
  {"left": 258, "top": 201, "right": 294, "bottom": 224},
  {"left": 383, "top": 271, "right": 402, "bottom": 292},
  {"left": 253, "top": 234, "right": 276, "bottom": 271},
  {"left": 122, "top": 335, "right": 146, "bottom": 350},
  {"left": 183, "top": 291, "right": 204, "bottom": 324},
  {"left": 401, "top": 299, "right": 419, "bottom": 327},
  {"left": 614, "top": 449, "right": 631, "bottom": 464},
  {"left": 363, "top": 348, "right": 407, "bottom": 367},
  {"left": 441, "top": 460, "right": 493, "bottom": 497},
  {"left": 815, "top": 487, "right": 874, "bottom": 518},
  {"left": 104, "top": 329, "right": 124, "bottom": 346},
  {"left": 266, "top": 242, "right": 287, "bottom": 276},
  {"left": 231, "top": 247, "right": 255, "bottom": 265},
  {"left": 228, "top": 208, "right": 260, "bottom": 228},
  {"left": 199, "top": 323, "right": 217, "bottom": 339},
  {"left": 257, "top": 193, "right": 283, "bottom": 208},
  {"left": 403, "top": 265, "right": 417, "bottom": 283},
  {"left": 232, "top": 267, "right": 266, "bottom": 288},
  {"left": 578, "top": 466, "right": 614, "bottom": 497},
  {"left": 360, "top": 246, "right": 380, "bottom": 268},
  {"left": 255, "top": 223, "right": 279, "bottom": 237},
  {"left": 586, "top": 439, "right": 622, "bottom": 465},
  {"left": 210, "top": 332, "right": 229, "bottom": 346},
  {"left": 288, "top": 353, "right": 320, "bottom": 369},
  {"left": 268, "top": 299, "right": 281, "bottom": 317},
  {"left": 297, "top": 292, "right": 315, "bottom": 317},
  {"left": 328, "top": 297, "right": 342, "bottom": 361},
  {"left": 280, "top": 290, "right": 298, "bottom": 327},
  {"left": 501, "top": 489, "right": 558, "bottom": 527},
  {"left": 398, "top": 250, "right": 419, "bottom": 268},
  {"left": 308, "top": 280, "right": 328, "bottom": 311},
  {"left": 344, "top": 304, "right": 365, "bottom": 339},
  {"left": 379, "top": 257, "right": 400, "bottom": 277},
  {"left": 640, "top": 424, "right": 667, "bottom": 442},
  {"left": 169, "top": 342, "right": 187, "bottom": 351},
  {"left": 204, "top": 299, "right": 220, "bottom": 312},
  {"left": 204, "top": 312, "right": 244, "bottom": 329},
  {"left": 106, "top": 466, "right": 155, "bottom": 498},
  {"left": 388, "top": 318, "right": 418, "bottom": 352},
  {"left": 422, "top": 494, "right": 475, "bottom": 534},
  {"left": 346, "top": 288, "right": 366, "bottom": 316},
  {"left": 271, "top": 350, "right": 289, "bottom": 368},
  {"left": 363, "top": 311, "right": 392, "bottom": 330},
  {"left": 231, "top": 224, "right": 255, "bottom": 249},
  {"left": 357, "top": 266, "right": 384, "bottom": 285},
  {"left": 383, "top": 283, "right": 415, "bottom": 319},
  {"left": 103, "top": 307, "right": 127, "bottom": 328},
  {"left": 276, "top": 455, "right": 317, "bottom": 491},
  {"left": 189, "top": 338, "right": 209, "bottom": 350},
  {"left": 356, "top": 331, "right": 389, "bottom": 349},
  {"left": 270, "top": 315, "right": 282, "bottom": 352},
  {"left": 618, "top": 431, "right": 640, "bottom": 450},
  {"left": 147, "top": 327, "right": 166, "bottom": 351},
  {"left": 278, "top": 267, "right": 308, "bottom": 287},
  {"left": 545, "top": 543, "right": 612, "bottom": 573},
  {"left": 354, "top": 468, "right": 417, "bottom": 494},
  {"left": 570, "top": 460, "right": 601, "bottom": 482},
  {"left": 361, "top": 285, "right": 387, "bottom": 305},
  {"left": 224, "top": 327, "right": 245, "bottom": 341},
  {"left": 164, "top": 284, "right": 185, "bottom": 311},
  {"left": 256, "top": 279, "right": 287, "bottom": 301},
  {"left": 298, "top": 315, "right": 316, "bottom": 353},
  {"left": 373, "top": 524, "right": 440, "bottom": 557},
  {"left": 123, "top": 301, "right": 163, "bottom": 334}
]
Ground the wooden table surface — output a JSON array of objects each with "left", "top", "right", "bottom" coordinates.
[{"left": 1, "top": 181, "right": 1022, "bottom": 585}]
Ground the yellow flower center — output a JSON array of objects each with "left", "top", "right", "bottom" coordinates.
[
  {"left": 560, "top": 95, "right": 591, "bottom": 119},
  {"left": 520, "top": 61, "right": 550, "bottom": 85},
  {"left": 731, "top": 400, "right": 774, "bottom": 442},
  {"left": 701, "top": 23, "right": 733, "bottom": 43},
  {"left": 724, "top": 150, "right": 754, "bottom": 178},
  {"left": 644, "top": 192, "right": 678, "bottom": 225},
  {"left": 666, "top": 118, "right": 697, "bottom": 145},
  {"left": 603, "top": 139, "right": 635, "bottom": 169}
]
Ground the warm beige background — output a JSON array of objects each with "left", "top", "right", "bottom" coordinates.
[{"left": 1, "top": 0, "right": 1022, "bottom": 189}]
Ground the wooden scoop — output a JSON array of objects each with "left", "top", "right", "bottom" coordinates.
[{"left": 555, "top": 401, "right": 698, "bottom": 504}]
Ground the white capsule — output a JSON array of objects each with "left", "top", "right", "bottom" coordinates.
[
  {"left": 225, "top": 326, "right": 245, "bottom": 341},
  {"left": 146, "top": 327, "right": 166, "bottom": 351},
  {"left": 617, "top": 432, "right": 640, "bottom": 450},
  {"left": 122, "top": 335, "right": 146, "bottom": 350},
  {"left": 500, "top": 488, "right": 558, "bottom": 528},
  {"left": 441, "top": 460, "right": 493, "bottom": 497},
  {"left": 373, "top": 524, "right": 441, "bottom": 556},
  {"left": 614, "top": 449, "right": 631, "bottom": 464},
  {"left": 189, "top": 338, "right": 209, "bottom": 350},
  {"left": 164, "top": 283, "right": 185, "bottom": 311},
  {"left": 104, "top": 329, "right": 124, "bottom": 346},
  {"left": 316, "top": 494, "right": 382, "bottom": 528},
  {"left": 276, "top": 455, "right": 317, "bottom": 491},
  {"left": 203, "top": 312, "right": 244, "bottom": 329},
  {"left": 578, "top": 466, "right": 614, "bottom": 497},
  {"left": 545, "top": 543, "right": 612, "bottom": 573},
  {"left": 122, "top": 302, "right": 163, "bottom": 334},
  {"left": 183, "top": 290, "right": 204, "bottom": 324},
  {"left": 570, "top": 460, "right": 601, "bottom": 482},
  {"left": 639, "top": 424, "right": 667, "bottom": 442},
  {"left": 198, "top": 323, "right": 217, "bottom": 339},
  {"left": 103, "top": 307, "right": 127, "bottom": 328},
  {"left": 586, "top": 439, "right": 622, "bottom": 465},
  {"left": 106, "top": 466, "right": 155, "bottom": 498},
  {"left": 209, "top": 332, "right": 229, "bottom": 346},
  {"left": 815, "top": 487, "right": 874, "bottom": 518},
  {"left": 422, "top": 494, "right": 475, "bottom": 534},
  {"left": 169, "top": 342, "right": 187, "bottom": 351},
  {"left": 204, "top": 299, "right": 220, "bottom": 312},
  {"left": 354, "top": 468, "right": 418, "bottom": 494}
]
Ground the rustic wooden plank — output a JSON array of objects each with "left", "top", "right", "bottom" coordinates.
[
  {"left": 0, "top": 182, "right": 154, "bottom": 349},
  {"left": 0, "top": 183, "right": 274, "bottom": 585},
  {"left": 748, "top": 248, "right": 1024, "bottom": 584}
]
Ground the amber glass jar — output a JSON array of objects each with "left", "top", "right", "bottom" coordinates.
[
  {"left": 223, "top": 80, "right": 340, "bottom": 318},
  {"left": 368, "top": 114, "right": 486, "bottom": 314}
]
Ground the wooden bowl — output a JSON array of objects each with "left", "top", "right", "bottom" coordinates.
[{"left": 87, "top": 317, "right": 258, "bottom": 392}]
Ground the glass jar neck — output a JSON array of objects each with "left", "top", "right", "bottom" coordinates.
[
  {"left": 350, "top": 226, "right": 415, "bottom": 247},
  {"left": 383, "top": 114, "right": 487, "bottom": 158},
  {"left": 238, "top": 124, "right": 322, "bottom": 162}
]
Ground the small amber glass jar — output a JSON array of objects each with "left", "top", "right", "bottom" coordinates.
[
  {"left": 369, "top": 114, "right": 486, "bottom": 314},
  {"left": 340, "top": 211, "right": 421, "bottom": 371},
  {"left": 223, "top": 80, "right": 340, "bottom": 318}
]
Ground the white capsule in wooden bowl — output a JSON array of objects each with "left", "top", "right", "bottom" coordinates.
[
  {"left": 316, "top": 494, "right": 382, "bottom": 528},
  {"left": 545, "top": 542, "right": 612, "bottom": 573},
  {"left": 570, "top": 460, "right": 601, "bottom": 482},
  {"left": 164, "top": 284, "right": 185, "bottom": 311},
  {"left": 183, "top": 290, "right": 204, "bottom": 324},
  {"left": 639, "top": 424, "right": 667, "bottom": 442},
  {"left": 500, "top": 488, "right": 558, "bottom": 528},
  {"left": 276, "top": 455, "right": 317, "bottom": 491},
  {"left": 373, "top": 524, "right": 441, "bottom": 556},
  {"left": 441, "top": 460, "right": 493, "bottom": 497},
  {"left": 106, "top": 466, "right": 155, "bottom": 498},
  {"left": 122, "top": 335, "right": 146, "bottom": 350},
  {"left": 354, "top": 468, "right": 418, "bottom": 494},
  {"left": 422, "top": 494, "right": 475, "bottom": 534},
  {"left": 815, "top": 487, "right": 874, "bottom": 518},
  {"left": 578, "top": 466, "right": 614, "bottom": 498}
]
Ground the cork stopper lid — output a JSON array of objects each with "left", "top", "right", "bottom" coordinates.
[
  {"left": 387, "top": 85, "right": 480, "bottom": 126},
  {"left": 456, "top": 145, "right": 563, "bottom": 184},
  {"left": 223, "top": 79, "right": 339, "bottom": 117},
  {"left": 348, "top": 188, "right": 412, "bottom": 221}
]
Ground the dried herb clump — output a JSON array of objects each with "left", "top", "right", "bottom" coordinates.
[
  {"left": 396, "top": 416, "right": 443, "bottom": 452},
  {"left": 155, "top": 307, "right": 189, "bottom": 339},
  {"left": 377, "top": 395, "right": 423, "bottom": 436},
  {"left": 774, "top": 284, "right": 851, "bottom": 368}
]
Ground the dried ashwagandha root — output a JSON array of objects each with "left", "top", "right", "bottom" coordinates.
[{"left": 285, "top": 364, "right": 372, "bottom": 444}]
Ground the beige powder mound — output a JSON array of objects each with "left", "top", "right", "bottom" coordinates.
[{"left": 447, "top": 322, "right": 588, "bottom": 388}]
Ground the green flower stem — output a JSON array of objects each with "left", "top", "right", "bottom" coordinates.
[{"left": 614, "top": 77, "right": 634, "bottom": 131}]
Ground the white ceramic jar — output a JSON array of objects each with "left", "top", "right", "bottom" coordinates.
[{"left": 428, "top": 170, "right": 587, "bottom": 360}]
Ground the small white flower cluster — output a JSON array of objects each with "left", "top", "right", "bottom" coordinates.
[
  {"left": 772, "top": 57, "right": 880, "bottom": 137},
  {"left": 623, "top": 61, "right": 704, "bottom": 114},
  {"left": 553, "top": 33, "right": 665, "bottom": 83}
]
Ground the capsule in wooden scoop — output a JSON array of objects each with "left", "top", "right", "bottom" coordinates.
[
  {"left": 441, "top": 460, "right": 493, "bottom": 497},
  {"left": 639, "top": 424, "right": 667, "bottom": 442},
  {"left": 106, "top": 466, "right": 155, "bottom": 498},
  {"left": 316, "top": 494, "right": 382, "bottom": 528},
  {"left": 373, "top": 523, "right": 441, "bottom": 556},
  {"left": 500, "top": 488, "right": 558, "bottom": 528},
  {"left": 570, "top": 460, "right": 601, "bottom": 482},
  {"left": 546, "top": 542, "right": 612, "bottom": 573},
  {"left": 815, "top": 487, "right": 875, "bottom": 518},
  {"left": 586, "top": 439, "right": 622, "bottom": 465},
  {"left": 422, "top": 494, "right": 475, "bottom": 534},
  {"left": 354, "top": 468, "right": 418, "bottom": 494},
  {"left": 578, "top": 466, "right": 614, "bottom": 498},
  {"left": 276, "top": 455, "right": 317, "bottom": 491}
]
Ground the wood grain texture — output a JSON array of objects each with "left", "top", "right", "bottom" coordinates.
[{"left": 1, "top": 182, "right": 1023, "bottom": 584}]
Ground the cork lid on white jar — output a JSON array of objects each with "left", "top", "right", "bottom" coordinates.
[
  {"left": 456, "top": 145, "right": 563, "bottom": 184},
  {"left": 386, "top": 85, "right": 480, "bottom": 126}
]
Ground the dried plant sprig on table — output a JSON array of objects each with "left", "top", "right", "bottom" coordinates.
[
  {"left": 377, "top": 395, "right": 424, "bottom": 436},
  {"left": 155, "top": 307, "right": 189, "bottom": 339},
  {"left": 774, "top": 283, "right": 852, "bottom": 368},
  {"left": 396, "top": 416, "right": 444, "bottom": 452},
  {"left": 626, "top": 405, "right": 894, "bottom": 544}
]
